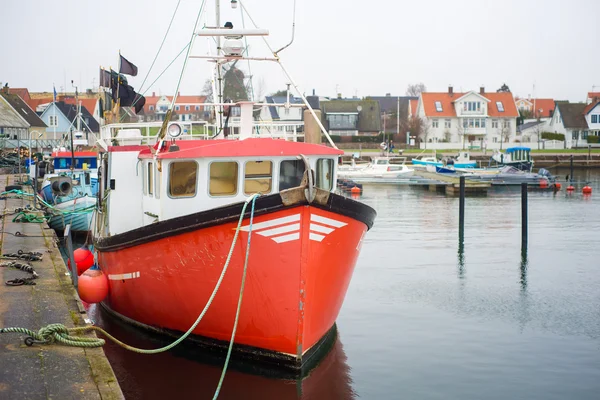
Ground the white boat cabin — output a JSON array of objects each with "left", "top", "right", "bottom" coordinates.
[{"left": 100, "top": 138, "right": 341, "bottom": 236}]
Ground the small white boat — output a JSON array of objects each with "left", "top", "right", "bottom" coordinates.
[{"left": 337, "top": 156, "right": 414, "bottom": 181}]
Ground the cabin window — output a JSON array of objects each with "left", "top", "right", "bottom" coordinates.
[
  {"left": 209, "top": 162, "right": 238, "bottom": 196},
  {"left": 279, "top": 160, "right": 304, "bottom": 190},
  {"left": 244, "top": 161, "right": 272, "bottom": 195},
  {"left": 169, "top": 161, "right": 198, "bottom": 198},
  {"left": 316, "top": 159, "right": 333, "bottom": 191},
  {"left": 147, "top": 162, "right": 154, "bottom": 196}
]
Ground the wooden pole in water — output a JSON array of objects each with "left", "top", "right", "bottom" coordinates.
[
  {"left": 570, "top": 154, "right": 574, "bottom": 185},
  {"left": 521, "top": 182, "right": 528, "bottom": 249},
  {"left": 459, "top": 176, "right": 465, "bottom": 239}
]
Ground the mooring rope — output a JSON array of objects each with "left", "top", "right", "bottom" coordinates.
[{"left": 0, "top": 194, "right": 259, "bottom": 355}]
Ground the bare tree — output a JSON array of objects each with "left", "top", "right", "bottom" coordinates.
[
  {"left": 456, "top": 119, "right": 467, "bottom": 149},
  {"left": 254, "top": 77, "right": 266, "bottom": 101},
  {"left": 201, "top": 79, "right": 214, "bottom": 103},
  {"left": 499, "top": 119, "right": 512, "bottom": 150},
  {"left": 406, "top": 83, "right": 427, "bottom": 97}
]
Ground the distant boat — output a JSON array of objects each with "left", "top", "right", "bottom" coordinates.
[
  {"left": 491, "top": 147, "right": 533, "bottom": 172},
  {"left": 413, "top": 151, "right": 477, "bottom": 168},
  {"left": 466, "top": 166, "right": 553, "bottom": 185},
  {"left": 337, "top": 156, "right": 414, "bottom": 182}
]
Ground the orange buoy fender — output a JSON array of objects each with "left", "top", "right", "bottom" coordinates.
[
  {"left": 78, "top": 267, "right": 109, "bottom": 304},
  {"left": 69, "top": 247, "right": 95, "bottom": 275},
  {"left": 554, "top": 182, "right": 561, "bottom": 190},
  {"left": 351, "top": 186, "right": 361, "bottom": 194},
  {"left": 582, "top": 185, "right": 592, "bottom": 194},
  {"left": 539, "top": 179, "right": 548, "bottom": 188},
  {"left": 567, "top": 185, "right": 575, "bottom": 192}
]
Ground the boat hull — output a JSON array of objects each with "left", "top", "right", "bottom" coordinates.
[
  {"left": 47, "top": 196, "right": 96, "bottom": 232},
  {"left": 94, "top": 190, "right": 375, "bottom": 370},
  {"left": 413, "top": 160, "right": 477, "bottom": 168}
]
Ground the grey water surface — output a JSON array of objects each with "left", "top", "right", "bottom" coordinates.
[{"left": 88, "top": 168, "right": 600, "bottom": 400}]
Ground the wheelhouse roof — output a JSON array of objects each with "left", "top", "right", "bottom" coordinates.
[
  {"left": 137, "top": 138, "right": 343, "bottom": 160},
  {"left": 505, "top": 147, "right": 531, "bottom": 153}
]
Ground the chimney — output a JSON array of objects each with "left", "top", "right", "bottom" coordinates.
[
  {"left": 480, "top": 86, "right": 485, "bottom": 95},
  {"left": 312, "top": 88, "right": 315, "bottom": 96},
  {"left": 152, "top": 92, "right": 156, "bottom": 97},
  {"left": 178, "top": 91, "right": 181, "bottom": 97},
  {"left": 448, "top": 85, "right": 453, "bottom": 95},
  {"left": 337, "top": 93, "right": 342, "bottom": 99},
  {"left": 386, "top": 93, "right": 391, "bottom": 97}
]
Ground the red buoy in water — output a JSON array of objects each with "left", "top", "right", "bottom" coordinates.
[
  {"left": 554, "top": 182, "right": 561, "bottom": 191},
  {"left": 539, "top": 179, "right": 548, "bottom": 189},
  {"left": 567, "top": 185, "right": 575, "bottom": 192},
  {"left": 582, "top": 185, "right": 592, "bottom": 195},
  {"left": 351, "top": 186, "right": 361, "bottom": 194},
  {"left": 68, "top": 247, "right": 95, "bottom": 275},
  {"left": 78, "top": 267, "right": 108, "bottom": 304}
]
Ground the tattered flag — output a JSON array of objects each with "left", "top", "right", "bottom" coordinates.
[{"left": 119, "top": 55, "right": 138, "bottom": 77}]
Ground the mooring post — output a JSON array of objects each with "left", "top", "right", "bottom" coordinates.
[
  {"left": 570, "top": 155, "right": 574, "bottom": 185},
  {"left": 459, "top": 176, "right": 465, "bottom": 239},
  {"left": 521, "top": 183, "right": 528, "bottom": 249},
  {"left": 64, "top": 224, "right": 78, "bottom": 288}
]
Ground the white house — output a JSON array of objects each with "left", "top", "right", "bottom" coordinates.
[
  {"left": 547, "top": 101, "right": 596, "bottom": 148},
  {"left": 416, "top": 86, "right": 519, "bottom": 148},
  {"left": 584, "top": 99, "right": 600, "bottom": 138},
  {"left": 143, "top": 93, "right": 207, "bottom": 122}
]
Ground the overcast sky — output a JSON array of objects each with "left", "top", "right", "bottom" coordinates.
[{"left": 1, "top": 0, "right": 599, "bottom": 102}]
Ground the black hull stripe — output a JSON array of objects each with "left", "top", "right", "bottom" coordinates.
[{"left": 94, "top": 192, "right": 376, "bottom": 252}]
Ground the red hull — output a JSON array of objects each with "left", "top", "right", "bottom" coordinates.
[{"left": 97, "top": 205, "right": 367, "bottom": 363}]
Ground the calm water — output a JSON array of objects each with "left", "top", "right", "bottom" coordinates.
[{"left": 88, "top": 168, "right": 600, "bottom": 400}]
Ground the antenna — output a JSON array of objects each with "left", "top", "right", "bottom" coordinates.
[{"left": 274, "top": 0, "right": 297, "bottom": 54}]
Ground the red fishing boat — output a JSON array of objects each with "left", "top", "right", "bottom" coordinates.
[{"left": 92, "top": 0, "right": 375, "bottom": 372}]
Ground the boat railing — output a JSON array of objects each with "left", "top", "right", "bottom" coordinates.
[{"left": 98, "top": 120, "right": 305, "bottom": 147}]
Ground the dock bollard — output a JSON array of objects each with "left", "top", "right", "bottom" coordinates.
[{"left": 521, "top": 183, "right": 528, "bottom": 249}]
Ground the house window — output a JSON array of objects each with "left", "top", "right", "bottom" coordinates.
[
  {"left": 468, "top": 119, "right": 474, "bottom": 128},
  {"left": 492, "top": 119, "right": 498, "bottom": 128},
  {"left": 463, "top": 119, "right": 468, "bottom": 128},
  {"left": 244, "top": 161, "right": 272, "bottom": 195},
  {"left": 209, "top": 162, "right": 238, "bottom": 196},
  {"left": 572, "top": 131, "right": 579, "bottom": 140},
  {"left": 147, "top": 162, "right": 154, "bottom": 196},
  {"left": 503, "top": 120, "right": 510, "bottom": 128},
  {"left": 316, "top": 159, "right": 334, "bottom": 191},
  {"left": 475, "top": 119, "right": 480, "bottom": 128},
  {"left": 582, "top": 131, "right": 589, "bottom": 139},
  {"left": 149, "top": 105, "right": 154, "bottom": 111},
  {"left": 432, "top": 119, "right": 439, "bottom": 128},
  {"left": 481, "top": 119, "right": 486, "bottom": 128},
  {"left": 279, "top": 160, "right": 304, "bottom": 190},
  {"left": 496, "top": 101, "right": 505, "bottom": 112},
  {"left": 592, "top": 115, "right": 598, "bottom": 124},
  {"left": 185, "top": 105, "right": 190, "bottom": 111},
  {"left": 169, "top": 161, "right": 197, "bottom": 198},
  {"left": 464, "top": 102, "right": 481, "bottom": 112},
  {"left": 444, "top": 119, "right": 451, "bottom": 128},
  {"left": 493, "top": 137, "right": 498, "bottom": 143},
  {"left": 175, "top": 106, "right": 180, "bottom": 111},
  {"left": 49, "top": 115, "right": 58, "bottom": 127},
  {"left": 435, "top": 101, "right": 443, "bottom": 112},
  {"left": 195, "top": 105, "right": 200, "bottom": 111}
]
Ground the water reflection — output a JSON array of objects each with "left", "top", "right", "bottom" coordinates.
[
  {"left": 457, "top": 235, "right": 465, "bottom": 280},
  {"left": 89, "top": 305, "right": 356, "bottom": 400},
  {"left": 520, "top": 247, "right": 528, "bottom": 292}
]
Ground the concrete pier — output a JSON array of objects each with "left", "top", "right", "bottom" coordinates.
[
  {"left": 412, "top": 169, "right": 490, "bottom": 196},
  {"left": 0, "top": 174, "right": 123, "bottom": 399}
]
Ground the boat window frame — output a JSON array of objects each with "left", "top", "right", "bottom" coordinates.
[
  {"left": 278, "top": 159, "right": 305, "bottom": 191},
  {"left": 155, "top": 163, "right": 161, "bottom": 199},
  {"left": 243, "top": 160, "right": 273, "bottom": 196},
  {"left": 316, "top": 158, "right": 334, "bottom": 191},
  {"left": 208, "top": 160, "right": 239, "bottom": 197},
  {"left": 167, "top": 160, "right": 199, "bottom": 199}
]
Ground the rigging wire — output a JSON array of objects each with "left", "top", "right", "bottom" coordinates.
[{"left": 157, "top": 0, "right": 208, "bottom": 141}]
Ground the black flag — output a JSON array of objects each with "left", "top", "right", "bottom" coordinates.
[
  {"left": 119, "top": 55, "right": 138, "bottom": 76},
  {"left": 99, "top": 68, "right": 112, "bottom": 87}
]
